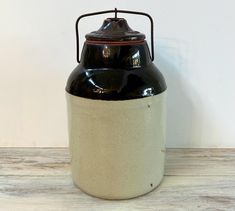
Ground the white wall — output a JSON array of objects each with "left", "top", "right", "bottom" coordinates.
[{"left": 0, "top": 0, "right": 235, "bottom": 147}]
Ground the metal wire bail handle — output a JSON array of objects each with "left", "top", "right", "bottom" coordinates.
[{"left": 75, "top": 8, "right": 155, "bottom": 63}]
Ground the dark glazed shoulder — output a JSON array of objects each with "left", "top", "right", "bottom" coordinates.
[{"left": 66, "top": 64, "right": 167, "bottom": 100}]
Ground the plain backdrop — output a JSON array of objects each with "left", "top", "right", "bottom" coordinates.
[{"left": 0, "top": 0, "right": 235, "bottom": 147}]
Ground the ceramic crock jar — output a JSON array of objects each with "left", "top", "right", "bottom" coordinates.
[{"left": 66, "top": 9, "right": 167, "bottom": 199}]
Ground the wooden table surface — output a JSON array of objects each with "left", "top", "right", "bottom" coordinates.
[{"left": 0, "top": 148, "right": 235, "bottom": 211}]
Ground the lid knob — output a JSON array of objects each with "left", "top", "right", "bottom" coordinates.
[{"left": 86, "top": 18, "right": 145, "bottom": 41}]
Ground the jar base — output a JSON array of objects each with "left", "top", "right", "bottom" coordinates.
[{"left": 72, "top": 175, "right": 164, "bottom": 200}]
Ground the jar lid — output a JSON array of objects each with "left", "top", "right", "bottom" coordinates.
[{"left": 85, "top": 18, "right": 145, "bottom": 41}]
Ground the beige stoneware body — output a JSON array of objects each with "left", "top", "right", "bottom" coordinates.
[{"left": 66, "top": 91, "right": 167, "bottom": 199}]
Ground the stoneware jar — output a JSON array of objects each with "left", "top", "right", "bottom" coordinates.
[{"left": 66, "top": 9, "right": 167, "bottom": 200}]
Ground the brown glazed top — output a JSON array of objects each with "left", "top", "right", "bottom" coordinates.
[{"left": 66, "top": 17, "right": 166, "bottom": 100}]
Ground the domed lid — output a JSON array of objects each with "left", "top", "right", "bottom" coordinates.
[{"left": 85, "top": 18, "right": 145, "bottom": 41}]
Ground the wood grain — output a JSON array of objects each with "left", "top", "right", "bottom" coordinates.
[
  {"left": 0, "top": 148, "right": 70, "bottom": 176},
  {"left": 0, "top": 148, "right": 235, "bottom": 211},
  {"left": 166, "top": 148, "right": 235, "bottom": 176}
]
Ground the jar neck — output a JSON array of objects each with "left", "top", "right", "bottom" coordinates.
[{"left": 80, "top": 40, "right": 152, "bottom": 69}]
